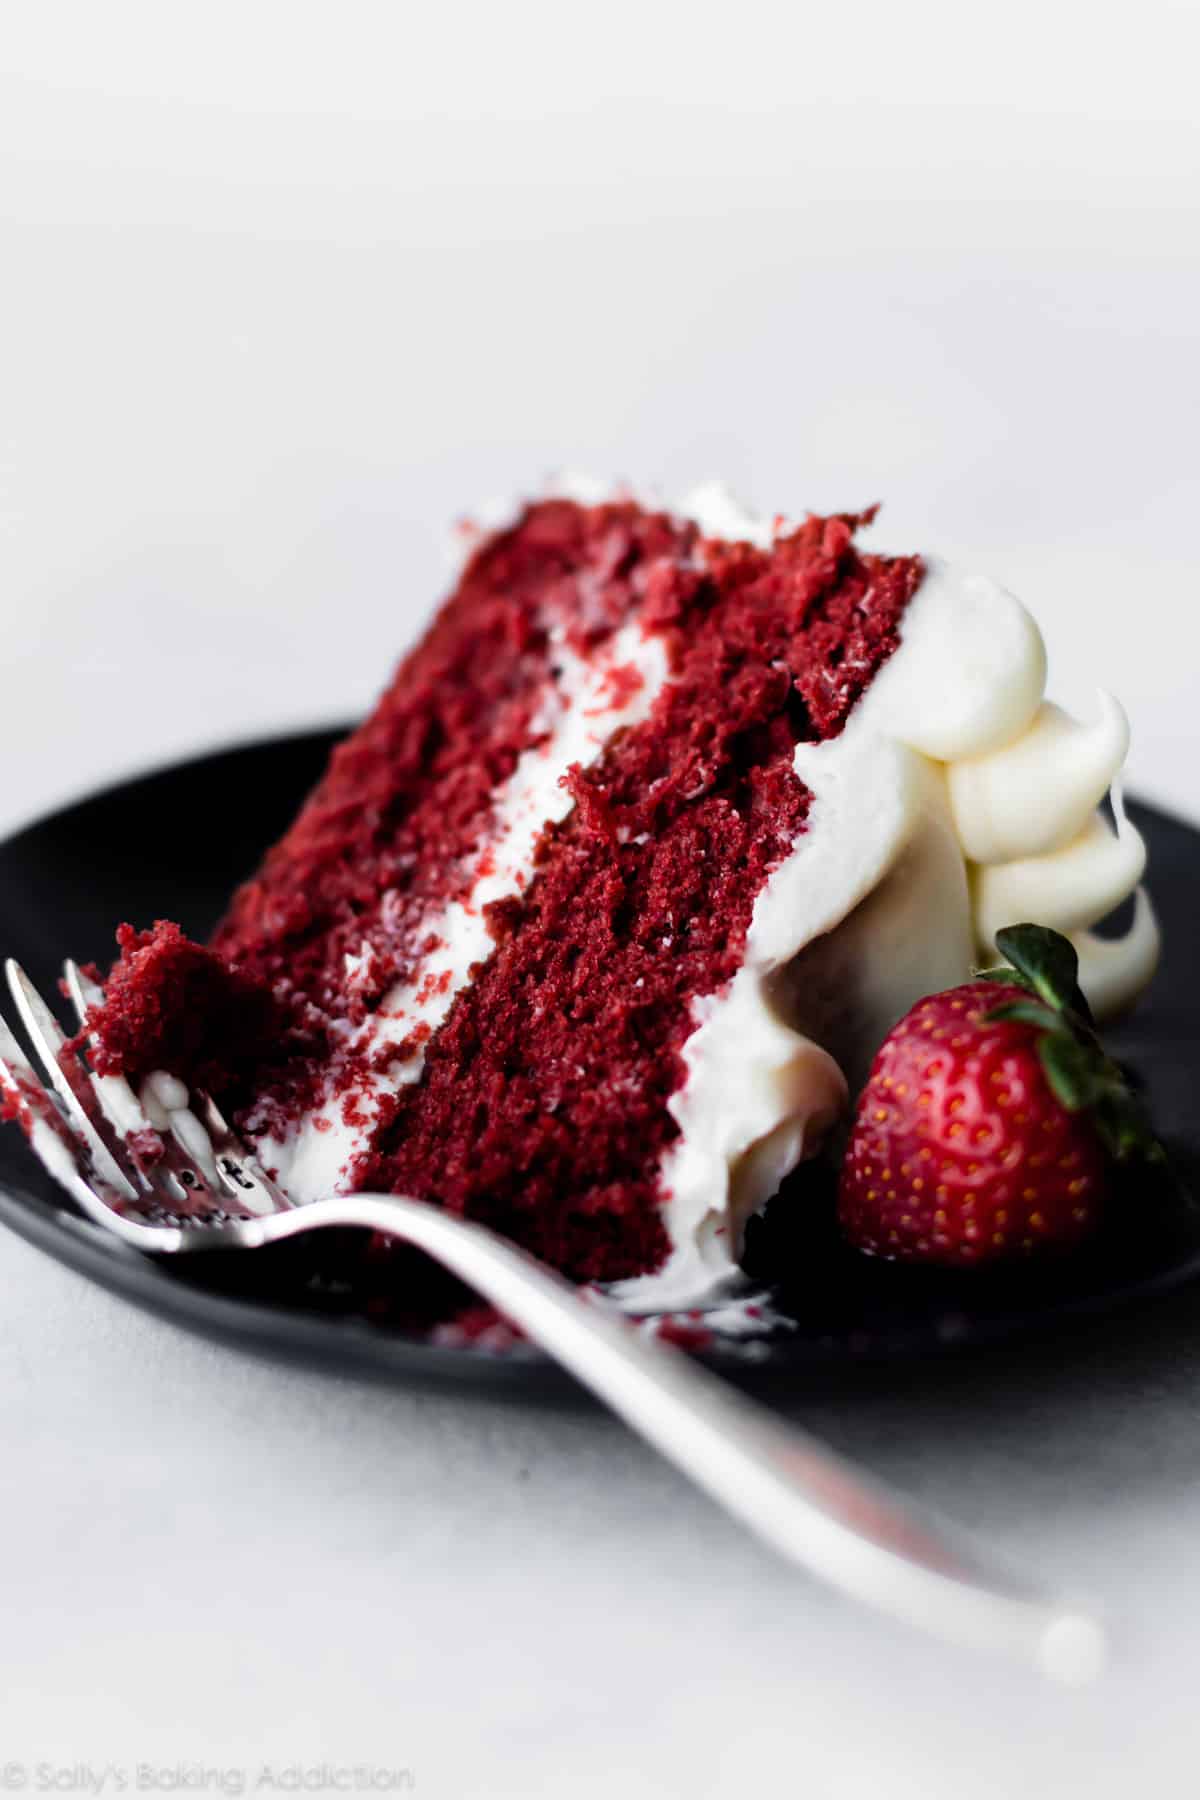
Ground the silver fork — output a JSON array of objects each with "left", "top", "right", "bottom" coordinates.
[{"left": 0, "top": 955, "right": 1105, "bottom": 1682}]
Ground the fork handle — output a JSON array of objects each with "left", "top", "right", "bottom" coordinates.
[{"left": 247, "top": 1193, "right": 1103, "bottom": 1680}]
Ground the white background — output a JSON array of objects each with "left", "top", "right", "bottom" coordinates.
[
  {"left": 2, "top": 0, "right": 1199, "bottom": 835},
  {"left": 1, "top": 4, "right": 1199, "bottom": 1796}
]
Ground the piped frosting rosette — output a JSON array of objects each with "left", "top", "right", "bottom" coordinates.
[
  {"left": 861, "top": 559, "right": 1159, "bottom": 1022},
  {"left": 949, "top": 695, "right": 1157, "bottom": 1018}
]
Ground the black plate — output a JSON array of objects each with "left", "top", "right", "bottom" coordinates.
[{"left": 0, "top": 729, "right": 1197, "bottom": 1389}]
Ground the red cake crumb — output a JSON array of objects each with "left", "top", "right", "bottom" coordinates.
[
  {"left": 86, "top": 497, "right": 922, "bottom": 1290},
  {"left": 429, "top": 1302, "right": 527, "bottom": 1353},
  {"left": 81, "top": 921, "right": 295, "bottom": 1095},
  {"left": 651, "top": 1318, "right": 716, "bottom": 1352}
]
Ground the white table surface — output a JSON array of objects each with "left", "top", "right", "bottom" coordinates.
[{"left": 2, "top": 6, "right": 1199, "bottom": 1794}]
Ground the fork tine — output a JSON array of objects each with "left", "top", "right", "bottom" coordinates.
[
  {"left": 61, "top": 960, "right": 220, "bottom": 1207},
  {"left": 62, "top": 959, "right": 158, "bottom": 1149},
  {"left": 0, "top": 1008, "right": 45, "bottom": 1090},
  {"left": 196, "top": 1089, "right": 293, "bottom": 1215},
  {"left": 0, "top": 1012, "right": 99, "bottom": 1195},
  {"left": 0, "top": 1011, "right": 62, "bottom": 1132},
  {"left": 0, "top": 1010, "right": 174, "bottom": 1244},
  {"left": 60, "top": 957, "right": 99, "bottom": 1025},
  {"left": 4, "top": 960, "right": 137, "bottom": 1200}
]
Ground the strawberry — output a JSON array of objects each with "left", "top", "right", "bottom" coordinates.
[{"left": 838, "top": 924, "right": 1162, "bottom": 1266}]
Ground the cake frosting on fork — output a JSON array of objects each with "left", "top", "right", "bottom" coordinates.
[{"left": 85, "top": 484, "right": 1158, "bottom": 1307}]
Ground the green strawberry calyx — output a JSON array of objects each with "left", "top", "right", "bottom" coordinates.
[{"left": 977, "top": 923, "right": 1164, "bottom": 1166}]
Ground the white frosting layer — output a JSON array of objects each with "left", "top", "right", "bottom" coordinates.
[
  {"left": 614, "top": 737, "right": 974, "bottom": 1310},
  {"left": 257, "top": 619, "right": 670, "bottom": 1201}
]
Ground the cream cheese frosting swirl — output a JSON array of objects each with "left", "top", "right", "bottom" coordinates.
[
  {"left": 892, "top": 562, "right": 1159, "bottom": 1019},
  {"left": 950, "top": 700, "right": 1158, "bottom": 1018}
]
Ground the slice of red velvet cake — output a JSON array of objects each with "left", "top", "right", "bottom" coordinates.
[{"left": 83, "top": 483, "right": 1157, "bottom": 1307}]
